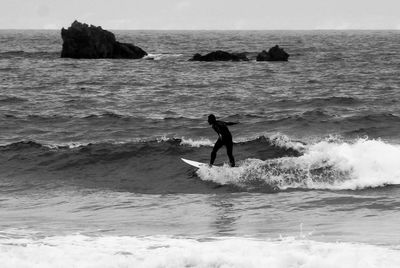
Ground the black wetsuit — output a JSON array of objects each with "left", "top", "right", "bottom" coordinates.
[{"left": 210, "top": 120, "right": 236, "bottom": 167}]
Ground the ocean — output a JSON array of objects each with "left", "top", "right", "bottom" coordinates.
[{"left": 1, "top": 29, "right": 400, "bottom": 267}]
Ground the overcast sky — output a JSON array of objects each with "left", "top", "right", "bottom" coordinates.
[{"left": 1, "top": 0, "right": 399, "bottom": 30}]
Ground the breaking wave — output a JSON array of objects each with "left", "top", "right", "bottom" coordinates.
[
  {"left": 1, "top": 136, "right": 399, "bottom": 193},
  {"left": 1, "top": 234, "right": 399, "bottom": 268},
  {"left": 197, "top": 138, "right": 400, "bottom": 191},
  {"left": 0, "top": 135, "right": 299, "bottom": 194}
]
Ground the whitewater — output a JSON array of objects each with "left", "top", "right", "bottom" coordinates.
[
  {"left": 198, "top": 137, "right": 400, "bottom": 190},
  {"left": 1, "top": 29, "right": 400, "bottom": 267}
]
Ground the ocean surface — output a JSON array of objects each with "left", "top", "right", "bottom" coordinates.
[{"left": 1, "top": 29, "right": 400, "bottom": 267}]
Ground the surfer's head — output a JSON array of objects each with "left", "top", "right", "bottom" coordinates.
[{"left": 208, "top": 114, "right": 216, "bottom": 125}]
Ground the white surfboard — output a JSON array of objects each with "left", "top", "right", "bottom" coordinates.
[{"left": 181, "top": 158, "right": 208, "bottom": 168}]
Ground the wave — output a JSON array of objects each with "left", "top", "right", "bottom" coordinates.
[
  {"left": 179, "top": 137, "right": 214, "bottom": 147},
  {"left": 3, "top": 113, "right": 127, "bottom": 121},
  {"left": 0, "top": 134, "right": 304, "bottom": 151},
  {"left": 276, "top": 96, "right": 359, "bottom": 107},
  {"left": 0, "top": 95, "right": 27, "bottom": 104},
  {"left": 1, "top": 234, "right": 399, "bottom": 268},
  {"left": 0, "top": 51, "right": 59, "bottom": 59},
  {"left": 343, "top": 113, "right": 400, "bottom": 124},
  {"left": 301, "top": 107, "right": 334, "bottom": 118},
  {"left": 307, "top": 96, "right": 359, "bottom": 106},
  {"left": 266, "top": 112, "right": 400, "bottom": 136},
  {"left": 197, "top": 138, "right": 400, "bottom": 191},
  {"left": 0, "top": 50, "right": 25, "bottom": 55},
  {"left": 3, "top": 111, "right": 398, "bottom": 142},
  {"left": 1, "top": 136, "right": 399, "bottom": 193},
  {"left": 83, "top": 112, "right": 126, "bottom": 119},
  {"left": 1, "top": 112, "right": 203, "bottom": 122},
  {"left": 0, "top": 136, "right": 300, "bottom": 194}
]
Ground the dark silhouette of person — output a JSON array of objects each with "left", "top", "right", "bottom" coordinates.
[{"left": 208, "top": 114, "right": 238, "bottom": 167}]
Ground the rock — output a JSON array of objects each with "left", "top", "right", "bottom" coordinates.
[
  {"left": 256, "top": 45, "right": 289, "bottom": 61},
  {"left": 61, "top": 20, "right": 147, "bottom": 59},
  {"left": 190, "top": 50, "right": 249, "bottom": 61}
]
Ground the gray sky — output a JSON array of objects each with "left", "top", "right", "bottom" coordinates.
[{"left": 1, "top": 0, "right": 399, "bottom": 30}]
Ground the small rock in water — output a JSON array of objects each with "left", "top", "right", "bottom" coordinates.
[{"left": 256, "top": 45, "right": 289, "bottom": 61}]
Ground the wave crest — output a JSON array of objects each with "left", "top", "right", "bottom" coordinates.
[{"left": 197, "top": 138, "right": 400, "bottom": 191}]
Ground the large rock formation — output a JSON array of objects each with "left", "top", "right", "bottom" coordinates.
[
  {"left": 256, "top": 45, "right": 289, "bottom": 61},
  {"left": 190, "top": 50, "right": 249, "bottom": 61},
  {"left": 61, "top": 21, "right": 147, "bottom": 59}
]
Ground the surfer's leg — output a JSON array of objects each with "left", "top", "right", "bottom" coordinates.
[
  {"left": 211, "top": 139, "right": 223, "bottom": 165},
  {"left": 226, "top": 141, "right": 235, "bottom": 167}
]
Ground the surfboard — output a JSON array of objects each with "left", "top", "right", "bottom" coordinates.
[
  {"left": 181, "top": 158, "right": 237, "bottom": 169},
  {"left": 181, "top": 158, "right": 208, "bottom": 168}
]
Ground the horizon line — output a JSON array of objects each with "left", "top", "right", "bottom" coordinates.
[{"left": 0, "top": 28, "right": 399, "bottom": 31}]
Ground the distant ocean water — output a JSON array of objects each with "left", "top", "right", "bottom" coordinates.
[{"left": 1, "top": 29, "right": 400, "bottom": 267}]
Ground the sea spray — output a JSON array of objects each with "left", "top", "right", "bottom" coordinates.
[{"left": 197, "top": 138, "right": 400, "bottom": 191}]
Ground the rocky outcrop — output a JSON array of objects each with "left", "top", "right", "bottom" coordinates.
[
  {"left": 190, "top": 50, "right": 249, "bottom": 61},
  {"left": 61, "top": 21, "right": 147, "bottom": 59},
  {"left": 256, "top": 45, "right": 289, "bottom": 61}
]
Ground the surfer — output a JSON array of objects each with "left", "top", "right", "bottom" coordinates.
[{"left": 208, "top": 114, "right": 238, "bottom": 167}]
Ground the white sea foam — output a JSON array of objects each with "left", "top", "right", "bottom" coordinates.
[
  {"left": 1, "top": 235, "right": 399, "bottom": 268},
  {"left": 143, "top": 53, "right": 161, "bottom": 60},
  {"left": 293, "top": 138, "right": 400, "bottom": 189},
  {"left": 180, "top": 137, "right": 214, "bottom": 147},
  {"left": 179, "top": 133, "right": 304, "bottom": 149},
  {"left": 144, "top": 53, "right": 183, "bottom": 60},
  {"left": 197, "top": 138, "right": 400, "bottom": 190},
  {"left": 269, "top": 133, "right": 306, "bottom": 152},
  {"left": 43, "top": 141, "right": 88, "bottom": 149}
]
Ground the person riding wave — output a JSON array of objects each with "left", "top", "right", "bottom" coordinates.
[{"left": 208, "top": 114, "right": 238, "bottom": 167}]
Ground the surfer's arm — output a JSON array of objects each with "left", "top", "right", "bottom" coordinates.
[{"left": 225, "top": 122, "right": 239, "bottom": 126}]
